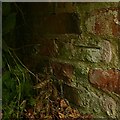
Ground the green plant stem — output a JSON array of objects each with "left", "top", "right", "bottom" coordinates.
[{"left": 12, "top": 50, "right": 41, "bottom": 81}]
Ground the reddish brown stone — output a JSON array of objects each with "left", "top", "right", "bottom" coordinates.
[
  {"left": 95, "top": 20, "right": 102, "bottom": 35},
  {"left": 51, "top": 62, "right": 73, "bottom": 84},
  {"left": 39, "top": 39, "right": 58, "bottom": 57},
  {"left": 89, "top": 69, "right": 120, "bottom": 95},
  {"left": 86, "top": 7, "right": 120, "bottom": 37},
  {"left": 111, "top": 13, "right": 120, "bottom": 37}
]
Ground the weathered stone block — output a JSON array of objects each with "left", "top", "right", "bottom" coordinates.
[
  {"left": 86, "top": 8, "right": 120, "bottom": 37},
  {"left": 81, "top": 48, "right": 101, "bottom": 63},
  {"left": 89, "top": 69, "right": 120, "bottom": 95},
  {"left": 100, "top": 40, "right": 112, "bottom": 63},
  {"left": 54, "top": 35, "right": 112, "bottom": 63},
  {"left": 102, "top": 97, "right": 117, "bottom": 118},
  {"left": 63, "top": 84, "right": 81, "bottom": 106}
]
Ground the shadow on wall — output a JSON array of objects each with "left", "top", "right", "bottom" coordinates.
[
  {"left": 24, "top": 3, "right": 81, "bottom": 34},
  {"left": 36, "top": 13, "right": 81, "bottom": 34}
]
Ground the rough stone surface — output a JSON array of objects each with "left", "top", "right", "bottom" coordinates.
[
  {"left": 102, "top": 97, "right": 117, "bottom": 118},
  {"left": 20, "top": 2, "right": 120, "bottom": 119},
  {"left": 100, "top": 40, "right": 112, "bottom": 63},
  {"left": 51, "top": 62, "right": 74, "bottom": 84},
  {"left": 86, "top": 8, "right": 120, "bottom": 37},
  {"left": 89, "top": 69, "right": 120, "bottom": 95}
]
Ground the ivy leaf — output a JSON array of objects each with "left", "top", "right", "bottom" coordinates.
[{"left": 3, "top": 13, "right": 16, "bottom": 35}]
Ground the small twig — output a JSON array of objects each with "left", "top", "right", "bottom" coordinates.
[{"left": 4, "top": 41, "right": 41, "bottom": 81}]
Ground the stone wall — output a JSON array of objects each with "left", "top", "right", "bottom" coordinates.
[{"left": 18, "top": 3, "right": 120, "bottom": 119}]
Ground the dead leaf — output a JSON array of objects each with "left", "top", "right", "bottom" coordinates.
[
  {"left": 60, "top": 99, "right": 68, "bottom": 109},
  {"left": 58, "top": 112, "right": 65, "bottom": 119}
]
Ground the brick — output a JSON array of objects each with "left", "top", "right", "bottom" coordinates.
[
  {"left": 89, "top": 69, "right": 120, "bottom": 95},
  {"left": 86, "top": 8, "right": 120, "bottom": 37}
]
